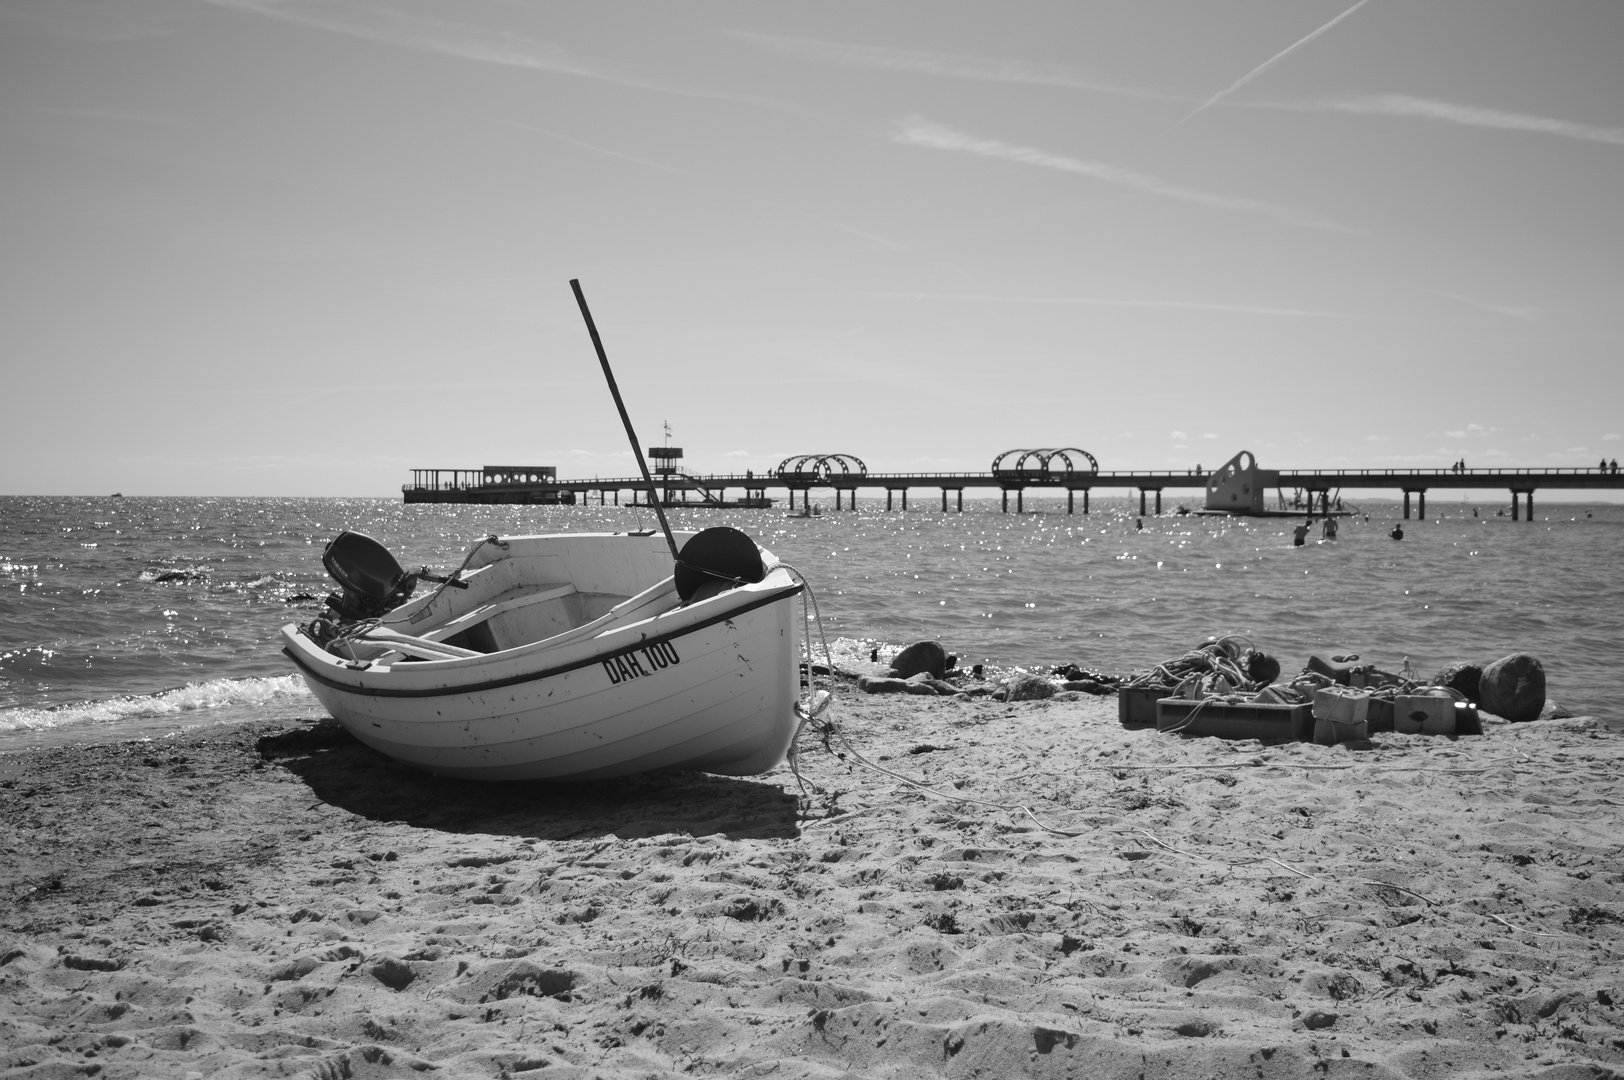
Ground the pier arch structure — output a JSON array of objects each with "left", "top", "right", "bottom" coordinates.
[
  {"left": 775, "top": 453, "right": 868, "bottom": 510},
  {"left": 991, "top": 448, "right": 1099, "bottom": 513}
]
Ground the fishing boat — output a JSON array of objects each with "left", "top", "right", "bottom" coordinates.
[
  {"left": 281, "top": 278, "right": 825, "bottom": 781},
  {"left": 280, "top": 525, "right": 807, "bottom": 781}
]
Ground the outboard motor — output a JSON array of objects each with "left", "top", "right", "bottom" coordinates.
[
  {"left": 675, "top": 527, "right": 766, "bottom": 604},
  {"left": 320, "top": 531, "right": 418, "bottom": 623}
]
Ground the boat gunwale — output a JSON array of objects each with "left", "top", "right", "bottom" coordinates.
[{"left": 282, "top": 578, "right": 803, "bottom": 699}]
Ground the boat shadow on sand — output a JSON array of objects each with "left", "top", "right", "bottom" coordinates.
[{"left": 256, "top": 721, "right": 802, "bottom": 842}]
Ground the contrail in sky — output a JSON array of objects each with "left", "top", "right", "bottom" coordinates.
[
  {"left": 728, "top": 30, "right": 1184, "bottom": 103},
  {"left": 1181, "top": 0, "right": 1373, "bottom": 124},
  {"left": 1440, "top": 292, "right": 1543, "bottom": 322},
  {"left": 1324, "top": 94, "right": 1624, "bottom": 146},
  {"left": 895, "top": 117, "right": 1356, "bottom": 233},
  {"left": 869, "top": 292, "right": 1347, "bottom": 319},
  {"left": 497, "top": 119, "right": 902, "bottom": 250},
  {"left": 195, "top": 0, "right": 759, "bottom": 105}
]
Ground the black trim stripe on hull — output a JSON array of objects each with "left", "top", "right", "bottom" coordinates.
[{"left": 284, "top": 581, "right": 803, "bottom": 699}]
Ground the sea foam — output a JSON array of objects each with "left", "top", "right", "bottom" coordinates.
[{"left": 0, "top": 675, "right": 311, "bottom": 735}]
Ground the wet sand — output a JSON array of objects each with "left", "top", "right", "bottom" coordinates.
[{"left": 3, "top": 683, "right": 1623, "bottom": 1078}]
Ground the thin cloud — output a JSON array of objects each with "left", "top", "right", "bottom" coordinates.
[
  {"left": 1319, "top": 94, "right": 1624, "bottom": 147},
  {"left": 895, "top": 118, "right": 1355, "bottom": 233},
  {"left": 1253, "top": 93, "right": 1624, "bottom": 147},
  {"left": 494, "top": 119, "right": 689, "bottom": 179},
  {"left": 496, "top": 119, "right": 901, "bottom": 250},
  {"left": 1441, "top": 292, "right": 1543, "bottom": 322},
  {"left": 728, "top": 30, "right": 1184, "bottom": 103},
  {"left": 1181, "top": 0, "right": 1373, "bottom": 124},
  {"left": 197, "top": 0, "right": 751, "bottom": 103},
  {"left": 868, "top": 292, "right": 1347, "bottom": 320}
]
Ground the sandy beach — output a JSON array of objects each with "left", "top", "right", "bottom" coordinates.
[{"left": 4, "top": 680, "right": 1624, "bottom": 1079}]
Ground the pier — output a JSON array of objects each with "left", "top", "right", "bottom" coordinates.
[{"left": 403, "top": 449, "right": 1624, "bottom": 520}]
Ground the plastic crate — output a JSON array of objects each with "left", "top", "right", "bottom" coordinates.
[
  {"left": 1118, "top": 685, "right": 1168, "bottom": 729},
  {"left": 1312, "top": 686, "right": 1371, "bottom": 745},
  {"left": 1156, "top": 698, "right": 1313, "bottom": 742},
  {"left": 1395, "top": 694, "right": 1457, "bottom": 735}
]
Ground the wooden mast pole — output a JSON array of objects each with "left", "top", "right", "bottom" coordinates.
[{"left": 569, "top": 279, "right": 680, "bottom": 563}]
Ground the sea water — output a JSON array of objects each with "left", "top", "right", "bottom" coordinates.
[{"left": 2, "top": 494, "right": 1620, "bottom": 751}]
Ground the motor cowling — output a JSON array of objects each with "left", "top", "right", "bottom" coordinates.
[{"left": 320, "top": 531, "right": 418, "bottom": 622}]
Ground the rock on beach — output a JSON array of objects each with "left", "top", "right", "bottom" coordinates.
[
  {"left": 887, "top": 640, "right": 949, "bottom": 681},
  {"left": 1479, "top": 652, "right": 1546, "bottom": 722},
  {"left": 1431, "top": 661, "right": 1482, "bottom": 702}
]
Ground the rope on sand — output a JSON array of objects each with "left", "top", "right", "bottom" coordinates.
[
  {"left": 1136, "top": 827, "right": 1598, "bottom": 943},
  {"left": 795, "top": 718, "right": 1538, "bottom": 835},
  {"left": 806, "top": 721, "right": 1094, "bottom": 838},
  {"left": 801, "top": 720, "right": 1618, "bottom": 949}
]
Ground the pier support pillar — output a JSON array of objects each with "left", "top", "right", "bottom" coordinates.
[
  {"left": 1139, "top": 490, "right": 1147, "bottom": 516},
  {"left": 1001, "top": 490, "right": 1009, "bottom": 514},
  {"left": 1155, "top": 490, "right": 1162, "bottom": 515},
  {"left": 1418, "top": 491, "right": 1427, "bottom": 520},
  {"left": 1527, "top": 491, "right": 1534, "bottom": 521},
  {"left": 1403, "top": 491, "right": 1411, "bottom": 519},
  {"left": 886, "top": 490, "right": 892, "bottom": 511},
  {"left": 1084, "top": 489, "right": 1090, "bottom": 515},
  {"left": 834, "top": 490, "right": 841, "bottom": 511},
  {"left": 1017, "top": 490, "right": 1025, "bottom": 513},
  {"left": 942, "top": 489, "right": 948, "bottom": 513},
  {"left": 902, "top": 490, "right": 908, "bottom": 511},
  {"left": 1511, "top": 491, "right": 1518, "bottom": 521},
  {"left": 1067, "top": 490, "right": 1074, "bottom": 514}
]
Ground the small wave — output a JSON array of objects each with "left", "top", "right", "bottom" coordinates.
[
  {"left": 138, "top": 566, "right": 211, "bottom": 584},
  {"left": 0, "top": 675, "right": 310, "bottom": 734}
]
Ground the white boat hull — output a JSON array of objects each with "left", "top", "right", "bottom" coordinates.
[{"left": 280, "top": 531, "right": 804, "bottom": 781}]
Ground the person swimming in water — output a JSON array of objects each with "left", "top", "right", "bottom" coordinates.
[
  {"left": 1390, "top": 524, "right": 1404, "bottom": 540},
  {"left": 1293, "top": 520, "right": 1310, "bottom": 546}
]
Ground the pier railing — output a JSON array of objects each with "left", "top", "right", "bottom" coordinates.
[{"left": 404, "top": 463, "right": 1624, "bottom": 517}]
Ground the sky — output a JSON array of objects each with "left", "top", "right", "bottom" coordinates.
[{"left": 2, "top": 0, "right": 1621, "bottom": 497}]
